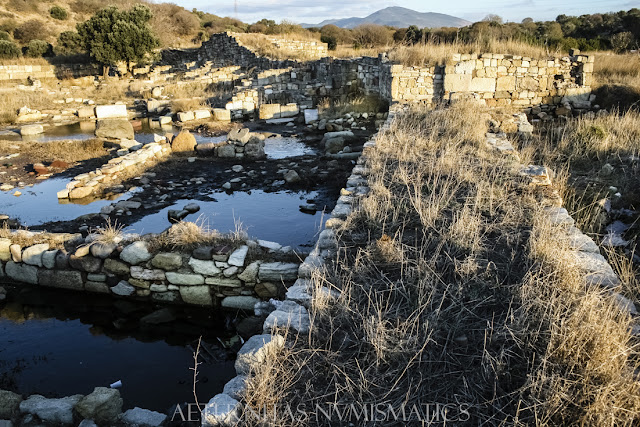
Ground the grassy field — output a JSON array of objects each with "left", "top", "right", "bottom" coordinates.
[{"left": 238, "top": 102, "right": 640, "bottom": 425}]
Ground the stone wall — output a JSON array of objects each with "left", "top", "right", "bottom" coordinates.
[
  {"left": 442, "top": 52, "right": 594, "bottom": 108},
  {"left": 0, "top": 232, "right": 300, "bottom": 309},
  {"left": 0, "top": 63, "right": 99, "bottom": 82}
]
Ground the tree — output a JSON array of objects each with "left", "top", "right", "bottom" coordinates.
[
  {"left": 483, "top": 14, "right": 503, "bottom": 25},
  {"left": 25, "top": 40, "right": 51, "bottom": 57},
  {"left": 610, "top": 31, "right": 633, "bottom": 52},
  {"left": 54, "top": 30, "right": 83, "bottom": 56},
  {"left": 77, "top": 5, "right": 159, "bottom": 75},
  {"left": 0, "top": 40, "right": 20, "bottom": 59}
]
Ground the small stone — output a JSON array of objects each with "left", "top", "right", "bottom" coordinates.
[
  {"left": 120, "top": 407, "right": 167, "bottom": 427},
  {"left": 20, "top": 394, "right": 83, "bottom": 425},
  {"left": 22, "top": 243, "right": 49, "bottom": 267},
  {"left": 165, "top": 272, "right": 205, "bottom": 285},
  {"left": 227, "top": 245, "right": 248, "bottom": 267},
  {"left": 74, "top": 387, "right": 122, "bottom": 425},
  {"left": 151, "top": 252, "right": 182, "bottom": 270},
  {"left": 201, "top": 394, "right": 240, "bottom": 427},
  {"left": 111, "top": 281, "right": 136, "bottom": 296}
]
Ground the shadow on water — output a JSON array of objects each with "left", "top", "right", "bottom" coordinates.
[{"left": 0, "top": 285, "right": 239, "bottom": 412}]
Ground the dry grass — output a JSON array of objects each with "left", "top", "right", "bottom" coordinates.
[
  {"left": 0, "top": 89, "right": 55, "bottom": 124},
  {"left": 170, "top": 98, "right": 208, "bottom": 114},
  {"left": 591, "top": 51, "right": 640, "bottom": 111},
  {"left": 92, "top": 218, "right": 124, "bottom": 243},
  {"left": 241, "top": 103, "right": 640, "bottom": 425},
  {"left": 147, "top": 217, "right": 245, "bottom": 252},
  {"left": 316, "top": 95, "right": 386, "bottom": 118},
  {"left": 0, "top": 138, "right": 107, "bottom": 163}
]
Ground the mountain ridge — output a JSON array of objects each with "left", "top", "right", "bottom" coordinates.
[{"left": 301, "top": 6, "right": 471, "bottom": 29}]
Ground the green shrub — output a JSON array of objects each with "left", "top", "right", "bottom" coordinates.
[
  {"left": 321, "top": 35, "right": 337, "bottom": 50},
  {"left": 54, "top": 31, "right": 83, "bottom": 56},
  {"left": 49, "top": 5, "right": 68, "bottom": 20},
  {"left": 25, "top": 39, "right": 51, "bottom": 57},
  {"left": 0, "top": 31, "right": 10, "bottom": 41},
  {"left": 0, "top": 40, "right": 21, "bottom": 59}
]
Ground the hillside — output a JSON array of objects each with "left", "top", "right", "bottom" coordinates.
[
  {"left": 0, "top": 0, "right": 204, "bottom": 48},
  {"left": 302, "top": 6, "right": 471, "bottom": 29}
]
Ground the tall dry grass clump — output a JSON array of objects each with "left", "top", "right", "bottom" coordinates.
[{"left": 241, "top": 102, "right": 640, "bottom": 426}]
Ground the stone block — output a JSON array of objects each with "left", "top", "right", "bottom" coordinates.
[
  {"left": 39, "top": 270, "right": 83, "bottom": 291},
  {"left": 258, "top": 104, "right": 280, "bottom": 120},
  {"left": 179, "top": 285, "right": 213, "bottom": 306},
  {"left": 469, "top": 77, "right": 496, "bottom": 92},
  {"left": 95, "top": 104, "right": 127, "bottom": 119},
  {"left": 444, "top": 74, "right": 471, "bottom": 92}
]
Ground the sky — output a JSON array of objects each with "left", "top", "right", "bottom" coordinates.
[{"left": 164, "top": 0, "right": 637, "bottom": 25}]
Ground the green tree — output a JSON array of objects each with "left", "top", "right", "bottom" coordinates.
[
  {"left": 77, "top": 5, "right": 159, "bottom": 75},
  {"left": 54, "top": 30, "right": 83, "bottom": 56}
]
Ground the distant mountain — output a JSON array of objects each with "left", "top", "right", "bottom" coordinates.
[{"left": 301, "top": 6, "right": 471, "bottom": 29}]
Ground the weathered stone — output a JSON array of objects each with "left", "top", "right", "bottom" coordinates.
[
  {"left": 221, "top": 296, "right": 260, "bottom": 311},
  {"left": 255, "top": 282, "right": 278, "bottom": 298},
  {"left": 20, "top": 124, "right": 44, "bottom": 136},
  {"left": 0, "top": 390, "right": 22, "bottom": 419},
  {"left": 111, "top": 281, "right": 136, "bottom": 296},
  {"left": 235, "top": 334, "right": 285, "bottom": 375},
  {"left": 201, "top": 394, "right": 240, "bottom": 427},
  {"left": 104, "top": 258, "right": 130, "bottom": 275},
  {"left": 39, "top": 270, "right": 83, "bottom": 291},
  {"left": 69, "top": 186, "right": 94, "bottom": 199},
  {"left": 128, "top": 278, "right": 150, "bottom": 289},
  {"left": 244, "top": 140, "right": 265, "bottom": 160},
  {"left": 325, "top": 137, "right": 345, "bottom": 154},
  {"left": 222, "top": 376, "right": 247, "bottom": 401},
  {"left": 95, "top": 104, "right": 127, "bottom": 119},
  {"left": 227, "top": 246, "right": 248, "bottom": 267},
  {"left": 75, "top": 387, "right": 122, "bottom": 425},
  {"left": 120, "top": 241, "right": 152, "bottom": 265},
  {"left": 5, "top": 261, "right": 38, "bottom": 284},
  {"left": 0, "top": 239, "right": 11, "bottom": 262},
  {"left": 85, "top": 281, "right": 110, "bottom": 293},
  {"left": 21, "top": 243, "right": 49, "bottom": 267},
  {"left": 55, "top": 251, "right": 70, "bottom": 269},
  {"left": 151, "top": 252, "right": 182, "bottom": 270},
  {"left": 263, "top": 301, "right": 310, "bottom": 333},
  {"left": 9, "top": 245, "right": 20, "bottom": 262},
  {"left": 69, "top": 255, "right": 102, "bottom": 273},
  {"left": 216, "top": 144, "right": 236, "bottom": 158},
  {"left": 284, "top": 169, "right": 301, "bottom": 183},
  {"left": 95, "top": 119, "right": 134, "bottom": 140},
  {"left": 151, "top": 291, "right": 180, "bottom": 303},
  {"left": 213, "top": 108, "right": 231, "bottom": 121},
  {"left": 237, "top": 261, "right": 260, "bottom": 283},
  {"left": 205, "top": 277, "right": 241, "bottom": 287},
  {"left": 258, "top": 262, "right": 299, "bottom": 282},
  {"left": 19, "top": 394, "right": 83, "bottom": 425},
  {"left": 171, "top": 131, "right": 197, "bottom": 152},
  {"left": 90, "top": 242, "right": 116, "bottom": 259},
  {"left": 179, "top": 285, "right": 213, "bottom": 306},
  {"left": 165, "top": 272, "right": 204, "bottom": 285},
  {"left": 41, "top": 250, "right": 58, "bottom": 269},
  {"left": 120, "top": 407, "right": 167, "bottom": 427},
  {"left": 188, "top": 257, "right": 221, "bottom": 276},
  {"left": 192, "top": 246, "right": 214, "bottom": 260},
  {"left": 130, "top": 266, "right": 165, "bottom": 281}
]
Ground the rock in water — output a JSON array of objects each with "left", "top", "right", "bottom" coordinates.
[
  {"left": 74, "top": 387, "right": 123, "bottom": 425},
  {"left": 171, "top": 131, "right": 197, "bottom": 152},
  {"left": 95, "top": 119, "right": 134, "bottom": 140}
]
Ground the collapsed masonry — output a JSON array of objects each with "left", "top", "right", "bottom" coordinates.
[{"left": 141, "top": 33, "right": 594, "bottom": 122}]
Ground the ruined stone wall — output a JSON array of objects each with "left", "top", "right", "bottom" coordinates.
[
  {"left": 0, "top": 234, "right": 300, "bottom": 309},
  {"left": 0, "top": 63, "right": 99, "bottom": 82},
  {"left": 442, "top": 52, "right": 594, "bottom": 108}
]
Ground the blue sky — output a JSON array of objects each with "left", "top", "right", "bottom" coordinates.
[{"left": 163, "top": 0, "right": 637, "bottom": 25}]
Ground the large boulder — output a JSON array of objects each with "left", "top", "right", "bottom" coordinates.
[
  {"left": 120, "top": 407, "right": 167, "bottom": 427},
  {"left": 324, "top": 136, "right": 345, "bottom": 154},
  {"left": 95, "top": 119, "right": 134, "bottom": 140},
  {"left": 20, "top": 394, "right": 83, "bottom": 425},
  {"left": 20, "top": 124, "right": 44, "bottom": 136},
  {"left": 0, "top": 390, "right": 22, "bottom": 419},
  {"left": 74, "top": 387, "right": 122, "bottom": 425},
  {"left": 171, "top": 131, "right": 197, "bottom": 152}
]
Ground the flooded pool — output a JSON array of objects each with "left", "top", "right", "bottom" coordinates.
[
  {"left": 263, "top": 136, "right": 316, "bottom": 159},
  {"left": 0, "top": 287, "right": 237, "bottom": 411},
  {"left": 127, "top": 190, "right": 327, "bottom": 247},
  {"left": 0, "top": 178, "right": 138, "bottom": 225}
]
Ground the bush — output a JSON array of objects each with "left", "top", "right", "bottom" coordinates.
[
  {"left": 54, "top": 31, "right": 83, "bottom": 56},
  {"left": 321, "top": 35, "right": 337, "bottom": 50},
  {"left": 352, "top": 24, "right": 393, "bottom": 48},
  {"left": 0, "top": 31, "right": 10, "bottom": 41},
  {"left": 50, "top": 5, "right": 69, "bottom": 20},
  {"left": 25, "top": 39, "right": 51, "bottom": 57},
  {"left": 0, "top": 40, "right": 21, "bottom": 59},
  {"left": 14, "top": 20, "right": 51, "bottom": 44}
]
